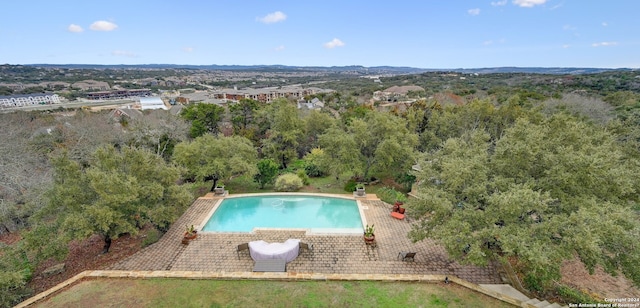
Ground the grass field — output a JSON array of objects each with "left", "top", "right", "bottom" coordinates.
[
  {"left": 224, "top": 173, "right": 393, "bottom": 196},
  {"left": 35, "top": 279, "right": 514, "bottom": 308}
]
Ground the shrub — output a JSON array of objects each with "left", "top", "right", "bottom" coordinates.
[
  {"left": 343, "top": 179, "right": 357, "bottom": 192},
  {"left": 142, "top": 227, "right": 162, "bottom": 248},
  {"left": 254, "top": 158, "right": 279, "bottom": 189},
  {"left": 395, "top": 172, "right": 416, "bottom": 192},
  {"left": 283, "top": 159, "right": 305, "bottom": 174},
  {"left": 555, "top": 284, "right": 600, "bottom": 305},
  {"left": 0, "top": 270, "right": 29, "bottom": 308},
  {"left": 0, "top": 246, "right": 32, "bottom": 307},
  {"left": 274, "top": 173, "right": 304, "bottom": 192},
  {"left": 296, "top": 169, "right": 310, "bottom": 185},
  {"left": 376, "top": 186, "right": 407, "bottom": 204},
  {"left": 376, "top": 186, "right": 394, "bottom": 204},
  {"left": 303, "top": 148, "right": 327, "bottom": 177},
  {"left": 524, "top": 274, "right": 543, "bottom": 292},
  {"left": 303, "top": 162, "right": 324, "bottom": 177}
]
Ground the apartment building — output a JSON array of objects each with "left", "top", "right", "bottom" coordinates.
[
  {"left": 0, "top": 93, "right": 61, "bottom": 108},
  {"left": 211, "top": 86, "right": 329, "bottom": 103},
  {"left": 85, "top": 89, "right": 152, "bottom": 100}
]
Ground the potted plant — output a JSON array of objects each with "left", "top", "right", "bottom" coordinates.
[
  {"left": 392, "top": 191, "right": 408, "bottom": 214},
  {"left": 355, "top": 183, "right": 365, "bottom": 196},
  {"left": 363, "top": 224, "right": 375, "bottom": 244},
  {"left": 182, "top": 225, "right": 197, "bottom": 244},
  {"left": 214, "top": 182, "right": 225, "bottom": 195}
]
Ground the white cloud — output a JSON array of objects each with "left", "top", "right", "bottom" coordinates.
[
  {"left": 274, "top": 45, "right": 285, "bottom": 51},
  {"left": 468, "top": 8, "right": 480, "bottom": 16},
  {"left": 257, "top": 11, "right": 287, "bottom": 24},
  {"left": 491, "top": 0, "right": 508, "bottom": 6},
  {"left": 111, "top": 50, "right": 137, "bottom": 57},
  {"left": 483, "top": 40, "right": 494, "bottom": 45},
  {"left": 68, "top": 24, "right": 83, "bottom": 33},
  {"left": 513, "top": 0, "right": 547, "bottom": 8},
  {"left": 602, "top": 22, "right": 608, "bottom": 26},
  {"left": 323, "top": 38, "right": 345, "bottom": 49},
  {"left": 90, "top": 20, "right": 118, "bottom": 31},
  {"left": 592, "top": 41, "right": 617, "bottom": 47},
  {"left": 563, "top": 24, "right": 576, "bottom": 31},
  {"left": 562, "top": 44, "right": 571, "bottom": 48},
  {"left": 183, "top": 47, "right": 194, "bottom": 52}
]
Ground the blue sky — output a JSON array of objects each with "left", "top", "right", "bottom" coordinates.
[{"left": 1, "top": 1, "right": 638, "bottom": 68}]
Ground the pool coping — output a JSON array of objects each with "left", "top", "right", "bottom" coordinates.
[{"left": 197, "top": 192, "right": 371, "bottom": 235}]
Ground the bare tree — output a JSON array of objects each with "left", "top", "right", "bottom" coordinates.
[
  {"left": 542, "top": 93, "right": 614, "bottom": 124},
  {"left": 127, "top": 110, "right": 189, "bottom": 159},
  {"left": 0, "top": 112, "right": 53, "bottom": 233}
]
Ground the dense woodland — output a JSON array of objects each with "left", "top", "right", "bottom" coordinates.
[{"left": 1, "top": 68, "right": 640, "bottom": 306}]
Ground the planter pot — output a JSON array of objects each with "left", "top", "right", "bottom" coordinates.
[
  {"left": 214, "top": 186, "right": 225, "bottom": 194},
  {"left": 364, "top": 234, "right": 375, "bottom": 244},
  {"left": 184, "top": 231, "right": 197, "bottom": 241},
  {"left": 356, "top": 188, "right": 365, "bottom": 196}
]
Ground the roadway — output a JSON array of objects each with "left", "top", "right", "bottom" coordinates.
[{"left": 0, "top": 99, "right": 138, "bottom": 113}]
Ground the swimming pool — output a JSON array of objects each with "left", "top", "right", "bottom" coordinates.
[{"left": 201, "top": 194, "right": 365, "bottom": 234}]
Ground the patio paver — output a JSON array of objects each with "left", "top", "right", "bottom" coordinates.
[{"left": 110, "top": 195, "right": 501, "bottom": 284}]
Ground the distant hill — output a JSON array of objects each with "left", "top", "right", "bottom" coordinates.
[
  {"left": 26, "top": 64, "right": 636, "bottom": 75},
  {"left": 449, "top": 66, "right": 636, "bottom": 75}
]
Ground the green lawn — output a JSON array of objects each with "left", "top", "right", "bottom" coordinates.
[
  {"left": 223, "top": 173, "right": 394, "bottom": 196},
  {"left": 35, "top": 279, "right": 514, "bottom": 308},
  {"left": 221, "top": 175, "right": 347, "bottom": 195}
]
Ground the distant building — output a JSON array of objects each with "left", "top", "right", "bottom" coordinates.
[
  {"left": 140, "top": 97, "right": 168, "bottom": 110},
  {"left": 0, "top": 83, "right": 27, "bottom": 91},
  {"left": 175, "top": 96, "right": 190, "bottom": 104},
  {"left": 0, "top": 93, "right": 61, "bottom": 108},
  {"left": 0, "top": 81, "right": 72, "bottom": 91},
  {"left": 85, "top": 89, "right": 151, "bottom": 100},
  {"left": 373, "top": 85, "right": 425, "bottom": 101},
  {"left": 109, "top": 107, "right": 143, "bottom": 121},
  {"left": 211, "top": 86, "right": 331, "bottom": 103},
  {"left": 297, "top": 97, "right": 325, "bottom": 110},
  {"left": 72, "top": 80, "right": 111, "bottom": 91}
]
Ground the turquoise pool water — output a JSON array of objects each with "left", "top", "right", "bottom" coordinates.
[{"left": 202, "top": 195, "right": 364, "bottom": 233}]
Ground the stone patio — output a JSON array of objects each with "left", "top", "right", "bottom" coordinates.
[{"left": 110, "top": 194, "right": 502, "bottom": 284}]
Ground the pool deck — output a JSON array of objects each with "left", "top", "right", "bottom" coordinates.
[{"left": 108, "top": 193, "right": 502, "bottom": 285}]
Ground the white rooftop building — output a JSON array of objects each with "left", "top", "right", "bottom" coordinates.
[{"left": 140, "top": 97, "right": 168, "bottom": 110}]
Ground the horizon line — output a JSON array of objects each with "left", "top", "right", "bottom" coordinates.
[{"left": 2, "top": 63, "right": 637, "bottom": 70}]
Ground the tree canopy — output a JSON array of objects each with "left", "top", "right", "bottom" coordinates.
[
  {"left": 260, "top": 100, "right": 305, "bottom": 169},
  {"left": 253, "top": 159, "right": 279, "bottom": 189},
  {"left": 37, "top": 146, "right": 193, "bottom": 253},
  {"left": 180, "top": 103, "right": 225, "bottom": 138},
  {"left": 229, "top": 98, "right": 260, "bottom": 138},
  {"left": 172, "top": 134, "right": 258, "bottom": 189},
  {"left": 409, "top": 114, "right": 640, "bottom": 289},
  {"left": 319, "top": 111, "right": 418, "bottom": 180}
]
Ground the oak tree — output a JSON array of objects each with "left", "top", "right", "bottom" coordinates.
[
  {"left": 42, "top": 146, "right": 192, "bottom": 253},
  {"left": 409, "top": 114, "right": 640, "bottom": 289},
  {"left": 180, "top": 103, "right": 225, "bottom": 138},
  {"left": 172, "top": 134, "right": 258, "bottom": 190}
]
